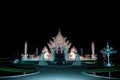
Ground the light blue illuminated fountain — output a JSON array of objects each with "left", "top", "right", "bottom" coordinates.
[{"left": 101, "top": 41, "right": 117, "bottom": 67}]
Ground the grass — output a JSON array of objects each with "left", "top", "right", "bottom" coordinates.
[
  {"left": 85, "top": 67, "right": 120, "bottom": 73},
  {"left": 0, "top": 65, "right": 36, "bottom": 73},
  {"left": 0, "top": 59, "right": 37, "bottom": 73}
]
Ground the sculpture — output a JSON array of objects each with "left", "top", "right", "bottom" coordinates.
[{"left": 100, "top": 41, "right": 117, "bottom": 67}]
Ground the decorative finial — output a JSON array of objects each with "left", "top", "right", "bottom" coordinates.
[
  {"left": 58, "top": 27, "right": 61, "bottom": 34},
  {"left": 106, "top": 41, "right": 109, "bottom": 48}
]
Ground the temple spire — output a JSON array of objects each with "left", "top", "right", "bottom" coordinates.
[
  {"left": 106, "top": 41, "right": 109, "bottom": 48},
  {"left": 24, "top": 41, "right": 27, "bottom": 55},
  {"left": 58, "top": 28, "right": 61, "bottom": 34},
  {"left": 91, "top": 41, "right": 95, "bottom": 56}
]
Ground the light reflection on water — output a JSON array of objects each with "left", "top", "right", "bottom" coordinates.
[{"left": 91, "top": 71, "right": 120, "bottom": 78}]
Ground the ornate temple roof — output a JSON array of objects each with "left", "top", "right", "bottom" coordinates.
[{"left": 47, "top": 29, "right": 72, "bottom": 53}]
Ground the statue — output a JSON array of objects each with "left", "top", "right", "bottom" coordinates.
[
  {"left": 51, "top": 47, "right": 55, "bottom": 62},
  {"left": 63, "top": 46, "right": 67, "bottom": 61}
]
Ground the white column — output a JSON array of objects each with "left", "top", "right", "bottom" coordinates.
[
  {"left": 80, "top": 48, "right": 83, "bottom": 56},
  {"left": 24, "top": 41, "right": 27, "bottom": 55},
  {"left": 91, "top": 41, "right": 95, "bottom": 56},
  {"left": 36, "top": 47, "right": 38, "bottom": 55}
]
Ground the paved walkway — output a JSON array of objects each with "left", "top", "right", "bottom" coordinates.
[{"left": 0, "top": 65, "right": 118, "bottom": 80}]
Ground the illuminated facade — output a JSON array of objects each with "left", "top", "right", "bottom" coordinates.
[
  {"left": 21, "top": 29, "right": 97, "bottom": 65},
  {"left": 39, "top": 29, "right": 80, "bottom": 65},
  {"left": 42, "top": 29, "right": 77, "bottom": 61}
]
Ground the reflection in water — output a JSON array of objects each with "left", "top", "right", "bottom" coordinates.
[
  {"left": 91, "top": 71, "right": 120, "bottom": 78},
  {"left": 93, "top": 72, "right": 96, "bottom": 75},
  {"left": 108, "top": 71, "right": 110, "bottom": 78}
]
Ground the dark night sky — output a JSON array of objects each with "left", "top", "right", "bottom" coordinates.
[
  {"left": 0, "top": 22, "right": 120, "bottom": 57},
  {"left": 0, "top": 4, "right": 120, "bottom": 57}
]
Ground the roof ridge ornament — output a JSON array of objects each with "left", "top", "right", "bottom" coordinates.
[{"left": 58, "top": 27, "right": 61, "bottom": 34}]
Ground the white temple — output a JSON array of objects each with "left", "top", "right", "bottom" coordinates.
[
  {"left": 21, "top": 29, "right": 97, "bottom": 65},
  {"left": 39, "top": 29, "right": 80, "bottom": 65},
  {"left": 44, "top": 29, "right": 76, "bottom": 60}
]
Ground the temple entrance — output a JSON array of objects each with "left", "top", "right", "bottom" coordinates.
[
  {"left": 54, "top": 50, "right": 65, "bottom": 65},
  {"left": 55, "top": 54, "right": 65, "bottom": 65},
  {"left": 58, "top": 47, "right": 61, "bottom": 54}
]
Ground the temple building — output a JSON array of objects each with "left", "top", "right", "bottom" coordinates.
[{"left": 21, "top": 29, "right": 97, "bottom": 65}]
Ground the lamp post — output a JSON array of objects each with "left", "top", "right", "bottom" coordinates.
[{"left": 101, "top": 41, "right": 117, "bottom": 67}]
